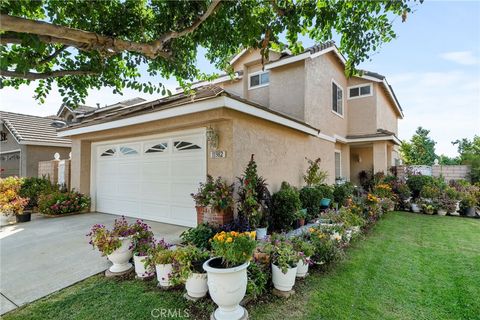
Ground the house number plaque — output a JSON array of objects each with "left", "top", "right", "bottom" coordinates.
[{"left": 210, "top": 150, "right": 226, "bottom": 159}]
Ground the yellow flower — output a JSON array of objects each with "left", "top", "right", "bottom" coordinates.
[
  {"left": 226, "top": 237, "right": 233, "bottom": 243},
  {"left": 250, "top": 231, "right": 256, "bottom": 239},
  {"left": 231, "top": 231, "right": 238, "bottom": 237},
  {"left": 309, "top": 228, "right": 315, "bottom": 233}
]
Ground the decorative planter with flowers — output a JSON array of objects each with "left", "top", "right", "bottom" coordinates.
[
  {"left": 291, "top": 236, "right": 315, "bottom": 278},
  {"left": 171, "top": 245, "right": 210, "bottom": 299},
  {"left": 203, "top": 231, "right": 256, "bottom": 320},
  {"left": 0, "top": 177, "right": 29, "bottom": 225},
  {"left": 266, "top": 235, "right": 299, "bottom": 292},
  {"left": 131, "top": 220, "right": 155, "bottom": 279},
  {"left": 146, "top": 239, "right": 174, "bottom": 287},
  {"left": 191, "top": 175, "right": 234, "bottom": 227},
  {"left": 87, "top": 216, "right": 136, "bottom": 273}
]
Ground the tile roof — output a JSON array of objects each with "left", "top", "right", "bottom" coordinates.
[
  {"left": 58, "top": 85, "right": 316, "bottom": 133},
  {"left": 0, "top": 111, "right": 71, "bottom": 146}
]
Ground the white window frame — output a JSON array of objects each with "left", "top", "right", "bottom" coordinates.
[
  {"left": 347, "top": 83, "right": 373, "bottom": 100},
  {"left": 331, "top": 79, "right": 344, "bottom": 118},
  {"left": 248, "top": 70, "right": 270, "bottom": 90},
  {"left": 334, "top": 150, "right": 342, "bottom": 179}
]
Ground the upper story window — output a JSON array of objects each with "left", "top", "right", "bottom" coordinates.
[
  {"left": 332, "top": 80, "right": 344, "bottom": 116},
  {"left": 248, "top": 71, "right": 269, "bottom": 89},
  {"left": 348, "top": 84, "right": 372, "bottom": 99}
]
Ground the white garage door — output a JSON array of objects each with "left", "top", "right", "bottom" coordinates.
[{"left": 92, "top": 130, "right": 206, "bottom": 227}]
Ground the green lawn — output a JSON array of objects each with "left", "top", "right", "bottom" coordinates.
[{"left": 5, "top": 212, "right": 480, "bottom": 320}]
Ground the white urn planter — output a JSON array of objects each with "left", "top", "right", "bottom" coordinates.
[
  {"left": 185, "top": 272, "right": 208, "bottom": 298},
  {"left": 155, "top": 263, "right": 173, "bottom": 287},
  {"left": 437, "top": 209, "right": 447, "bottom": 216},
  {"left": 272, "top": 264, "right": 298, "bottom": 291},
  {"left": 133, "top": 254, "right": 153, "bottom": 278},
  {"left": 296, "top": 259, "right": 310, "bottom": 278},
  {"left": 203, "top": 257, "right": 249, "bottom": 320},
  {"left": 0, "top": 214, "right": 12, "bottom": 226},
  {"left": 411, "top": 203, "right": 421, "bottom": 213},
  {"left": 255, "top": 227, "right": 267, "bottom": 240},
  {"left": 106, "top": 237, "right": 133, "bottom": 273}
]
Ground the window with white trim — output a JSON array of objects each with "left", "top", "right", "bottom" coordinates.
[
  {"left": 249, "top": 71, "right": 269, "bottom": 89},
  {"left": 332, "top": 81, "right": 343, "bottom": 115},
  {"left": 348, "top": 84, "right": 372, "bottom": 99},
  {"left": 334, "top": 151, "right": 342, "bottom": 179}
]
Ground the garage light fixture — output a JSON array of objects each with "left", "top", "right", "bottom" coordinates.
[{"left": 206, "top": 126, "right": 219, "bottom": 149}]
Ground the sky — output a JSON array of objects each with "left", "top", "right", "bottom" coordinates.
[{"left": 1, "top": 1, "right": 479, "bottom": 157}]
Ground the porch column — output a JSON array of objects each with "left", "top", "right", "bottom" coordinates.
[
  {"left": 373, "top": 141, "right": 388, "bottom": 174},
  {"left": 70, "top": 139, "right": 91, "bottom": 194}
]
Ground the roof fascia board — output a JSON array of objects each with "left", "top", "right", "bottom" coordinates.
[
  {"left": 1, "top": 121, "right": 22, "bottom": 144},
  {"left": 229, "top": 49, "right": 248, "bottom": 65},
  {"left": 264, "top": 52, "right": 310, "bottom": 70},
  {"left": 21, "top": 141, "right": 72, "bottom": 147}
]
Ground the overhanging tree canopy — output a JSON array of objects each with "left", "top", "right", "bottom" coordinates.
[{"left": 0, "top": 0, "right": 420, "bottom": 105}]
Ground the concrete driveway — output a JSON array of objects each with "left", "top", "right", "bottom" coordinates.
[{"left": 0, "top": 212, "right": 187, "bottom": 315}]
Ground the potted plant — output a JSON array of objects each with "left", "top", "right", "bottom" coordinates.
[
  {"left": 191, "top": 175, "right": 234, "bottom": 227},
  {"left": 237, "top": 155, "right": 272, "bottom": 239},
  {"left": 266, "top": 235, "right": 299, "bottom": 292},
  {"left": 171, "top": 245, "right": 210, "bottom": 299},
  {"left": 87, "top": 217, "right": 136, "bottom": 273},
  {"left": 291, "top": 236, "right": 315, "bottom": 278},
  {"left": 146, "top": 239, "right": 174, "bottom": 287},
  {"left": 0, "top": 177, "right": 30, "bottom": 224},
  {"left": 131, "top": 220, "right": 155, "bottom": 279},
  {"left": 436, "top": 187, "right": 458, "bottom": 216},
  {"left": 203, "top": 230, "right": 256, "bottom": 320},
  {"left": 460, "top": 193, "right": 477, "bottom": 217},
  {"left": 295, "top": 209, "right": 308, "bottom": 228}
]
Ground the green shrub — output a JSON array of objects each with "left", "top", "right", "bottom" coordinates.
[
  {"left": 333, "top": 182, "right": 355, "bottom": 206},
  {"left": 180, "top": 223, "right": 216, "bottom": 250},
  {"left": 246, "top": 261, "right": 269, "bottom": 300},
  {"left": 407, "top": 175, "right": 434, "bottom": 199},
  {"left": 271, "top": 182, "right": 301, "bottom": 231},
  {"left": 38, "top": 190, "right": 90, "bottom": 215},
  {"left": 299, "top": 186, "right": 323, "bottom": 220},
  {"left": 316, "top": 184, "right": 334, "bottom": 201},
  {"left": 19, "top": 177, "right": 57, "bottom": 210}
]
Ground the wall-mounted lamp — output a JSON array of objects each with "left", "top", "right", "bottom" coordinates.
[{"left": 206, "top": 126, "right": 219, "bottom": 149}]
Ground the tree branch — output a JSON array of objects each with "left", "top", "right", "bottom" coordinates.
[
  {"left": 0, "top": 0, "right": 222, "bottom": 59},
  {"left": 37, "top": 45, "right": 68, "bottom": 65},
  {"left": 0, "top": 69, "right": 98, "bottom": 80}
]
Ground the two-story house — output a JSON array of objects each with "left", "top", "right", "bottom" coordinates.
[{"left": 58, "top": 42, "right": 403, "bottom": 227}]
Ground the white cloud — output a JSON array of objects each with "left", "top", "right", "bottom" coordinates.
[
  {"left": 391, "top": 70, "right": 480, "bottom": 157},
  {"left": 440, "top": 51, "right": 478, "bottom": 66}
]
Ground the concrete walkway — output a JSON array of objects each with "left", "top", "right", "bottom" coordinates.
[{"left": 0, "top": 212, "right": 187, "bottom": 315}]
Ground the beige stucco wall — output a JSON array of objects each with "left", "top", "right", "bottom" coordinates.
[
  {"left": 376, "top": 86, "right": 399, "bottom": 135},
  {"left": 347, "top": 78, "right": 377, "bottom": 135},
  {"left": 269, "top": 61, "right": 305, "bottom": 120},
  {"left": 350, "top": 146, "right": 374, "bottom": 185},
  {"left": 304, "top": 52, "right": 348, "bottom": 137},
  {"left": 335, "top": 142, "right": 350, "bottom": 181},
  {"left": 221, "top": 79, "right": 244, "bottom": 98},
  {"left": 230, "top": 110, "right": 336, "bottom": 191},
  {"left": 25, "top": 145, "right": 71, "bottom": 178}
]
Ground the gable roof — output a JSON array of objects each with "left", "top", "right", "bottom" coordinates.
[
  {"left": 0, "top": 111, "right": 71, "bottom": 147},
  {"left": 57, "top": 85, "right": 320, "bottom": 138}
]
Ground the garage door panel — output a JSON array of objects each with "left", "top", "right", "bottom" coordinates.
[{"left": 94, "top": 131, "right": 205, "bottom": 226}]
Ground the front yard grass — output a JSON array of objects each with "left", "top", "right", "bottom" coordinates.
[{"left": 5, "top": 212, "right": 480, "bottom": 320}]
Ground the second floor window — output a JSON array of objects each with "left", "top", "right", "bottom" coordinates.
[
  {"left": 249, "top": 71, "right": 269, "bottom": 89},
  {"left": 348, "top": 84, "right": 372, "bottom": 99},
  {"left": 332, "top": 81, "right": 343, "bottom": 116}
]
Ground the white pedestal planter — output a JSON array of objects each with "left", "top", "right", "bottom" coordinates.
[
  {"left": 296, "top": 259, "right": 309, "bottom": 278},
  {"left": 255, "top": 227, "right": 267, "bottom": 240},
  {"left": 437, "top": 209, "right": 447, "bottom": 216},
  {"left": 411, "top": 203, "right": 421, "bottom": 213},
  {"left": 156, "top": 263, "right": 173, "bottom": 287},
  {"left": 133, "top": 254, "right": 153, "bottom": 278},
  {"left": 106, "top": 237, "right": 133, "bottom": 273},
  {"left": 0, "top": 214, "right": 11, "bottom": 226},
  {"left": 272, "top": 264, "right": 298, "bottom": 292},
  {"left": 185, "top": 272, "right": 208, "bottom": 298},
  {"left": 203, "top": 257, "right": 249, "bottom": 320}
]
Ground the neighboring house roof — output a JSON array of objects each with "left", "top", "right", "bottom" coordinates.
[
  {"left": 57, "top": 85, "right": 321, "bottom": 138},
  {"left": 56, "top": 104, "right": 97, "bottom": 117},
  {"left": 0, "top": 111, "right": 71, "bottom": 147}
]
